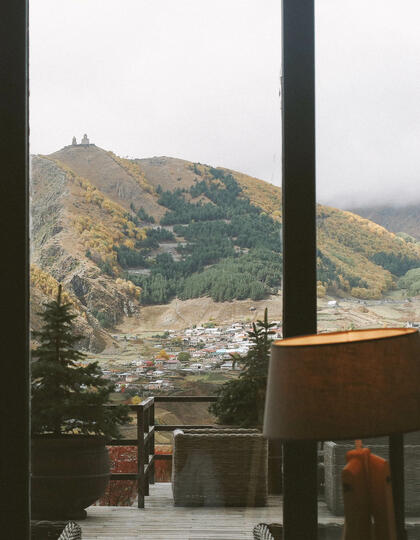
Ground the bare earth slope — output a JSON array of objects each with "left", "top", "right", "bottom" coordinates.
[{"left": 50, "top": 145, "right": 166, "bottom": 221}]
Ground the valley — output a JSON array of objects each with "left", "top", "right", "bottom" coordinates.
[
  {"left": 30, "top": 141, "right": 420, "bottom": 364},
  {"left": 85, "top": 292, "right": 420, "bottom": 440}
]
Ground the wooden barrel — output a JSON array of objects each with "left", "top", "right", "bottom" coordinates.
[{"left": 31, "top": 435, "right": 110, "bottom": 520}]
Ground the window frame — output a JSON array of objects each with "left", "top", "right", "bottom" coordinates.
[
  {"left": 2, "top": 1, "right": 382, "bottom": 538},
  {"left": 0, "top": 1, "right": 30, "bottom": 538}
]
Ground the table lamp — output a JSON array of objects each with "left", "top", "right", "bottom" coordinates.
[
  {"left": 264, "top": 328, "right": 420, "bottom": 442},
  {"left": 263, "top": 327, "right": 420, "bottom": 540}
]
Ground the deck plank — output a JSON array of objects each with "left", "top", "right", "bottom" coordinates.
[{"left": 78, "top": 483, "right": 346, "bottom": 539}]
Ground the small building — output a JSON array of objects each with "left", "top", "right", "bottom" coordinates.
[
  {"left": 190, "top": 363, "right": 203, "bottom": 371},
  {"left": 165, "top": 358, "right": 181, "bottom": 369},
  {"left": 81, "top": 133, "right": 90, "bottom": 145}
]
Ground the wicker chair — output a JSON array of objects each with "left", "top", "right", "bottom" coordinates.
[
  {"left": 58, "top": 522, "right": 82, "bottom": 540},
  {"left": 253, "top": 523, "right": 281, "bottom": 540},
  {"left": 172, "top": 428, "right": 268, "bottom": 506},
  {"left": 31, "top": 520, "right": 82, "bottom": 539}
]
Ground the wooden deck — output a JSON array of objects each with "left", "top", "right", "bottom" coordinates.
[{"left": 78, "top": 483, "right": 344, "bottom": 540}]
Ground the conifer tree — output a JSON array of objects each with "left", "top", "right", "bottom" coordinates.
[
  {"left": 31, "top": 285, "right": 129, "bottom": 438},
  {"left": 209, "top": 308, "right": 275, "bottom": 428}
]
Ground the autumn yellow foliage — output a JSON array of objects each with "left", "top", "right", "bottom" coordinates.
[
  {"left": 317, "top": 282, "right": 327, "bottom": 298},
  {"left": 234, "top": 172, "right": 282, "bottom": 220},
  {"left": 115, "top": 278, "right": 142, "bottom": 300},
  {"left": 30, "top": 264, "right": 82, "bottom": 312},
  {"left": 40, "top": 158, "right": 147, "bottom": 275},
  {"left": 238, "top": 177, "right": 420, "bottom": 299},
  {"left": 157, "top": 349, "right": 169, "bottom": 360}
]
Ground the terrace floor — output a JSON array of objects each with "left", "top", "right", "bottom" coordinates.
[{"left": 78, "top": 483, "right": 345, "bottom": 540}]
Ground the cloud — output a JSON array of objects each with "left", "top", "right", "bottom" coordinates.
[{"left": 30, "top": 0, "right": 420, "bottom": 207}]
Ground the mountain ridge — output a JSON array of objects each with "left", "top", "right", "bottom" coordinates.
[
  {"left": 30, "top": 144, "right": 420, "bottom": 349},
  {"left": 349, "top": 204, "right": 420, "bottom": 241}
]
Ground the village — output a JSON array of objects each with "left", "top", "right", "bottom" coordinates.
[
  {"left": 78, "top": 292, "right": 420, "bottom": 404},
  {"left": 83, "top": 320, "right": 283, "bottom": 401}
]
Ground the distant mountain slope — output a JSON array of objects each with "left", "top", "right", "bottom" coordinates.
[
  {"left": 350, "top": 204, "right": 420, "bottom": 241},
  {"left": 30, "top": 264, "right": 111, "bottom": 352},
  {"left": 49, "top": 145, "right": 166, "bottom": 221},
  {"left": 31, "top": 153, "right": 145, "bottom": 349},
  {"left": 30, "top": 146, "right": 420, "bottom": 342}
]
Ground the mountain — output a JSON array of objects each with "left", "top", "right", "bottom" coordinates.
[
  {"left": 30, "top": 143, "right": 420, "bottom": 348},
  {"left": 30, "top": 264, "right": 111, "bottom": 352},
  {"left": 349, "top": 204, "right": 420, "bottom": 242}
]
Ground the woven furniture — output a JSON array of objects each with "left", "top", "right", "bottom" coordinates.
[
  {"left": 253, "top": 523, "right": 281, "bottom": 540},
  {"left": 58, "top": 521, "right": 82, "bottom": 540},
  {"left": 324, "top": 433, "right": 420, "bottom": 516},
  {"left": 172, "top": 428, "right": 268, "bottom": 506},
  {"left": 31, "top": 520, "right": 82, "bottom": 539}
]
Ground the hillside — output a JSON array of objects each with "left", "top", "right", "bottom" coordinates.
[
  {"left": 30, "top": 264, "right": 113, "bottom": 352},
  {"left": 350, "top": 204, "right": 420, "bottom": 242},
  {"left": 30, "top": 143, "right": 420, "bottom": 347}
]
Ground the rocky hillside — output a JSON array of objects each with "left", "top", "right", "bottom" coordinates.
[
  {"left": 30, "top": 143, "right": 420, "bottom": 348},
  {"left": 30, "top": 264, "right": 111, "bottom": 352},
  {"left": 31, "top": 150, "right": 144, "bottom": 349}
]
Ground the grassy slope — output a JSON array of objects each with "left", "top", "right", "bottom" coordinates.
[
  {"left": 231, "top": 167, "right": 420, "bottom": 298},
  {"left": 35, "top": 149, "right": 420, "bottom": 303}
]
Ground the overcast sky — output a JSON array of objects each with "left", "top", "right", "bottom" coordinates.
[{"left": 30, "top": 0, "right": 420, "bottom": 207}]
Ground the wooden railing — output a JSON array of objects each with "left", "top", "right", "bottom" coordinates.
[{"left": 108, "top": 396, "right": 217, "bottom": 508}]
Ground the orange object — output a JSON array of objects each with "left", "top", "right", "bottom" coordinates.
[
  {"left": 342, "top": 446, "right": 397, "bottom": 540},
  {"left": 342, "top": 448, "right": 373, "bottom": 540},
  {"left": 368, "top": 452, "right": 397, "bottom": 540}
]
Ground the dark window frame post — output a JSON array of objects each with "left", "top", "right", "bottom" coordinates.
[
  {"left": 281, "top": 3, "right": 406, "bottom": 540},
  {"left": 0, "top": 1, "right": 30, "bottom": 538},
  {"left": 281, "top": 1, "right": 318, "bottom": 539}
]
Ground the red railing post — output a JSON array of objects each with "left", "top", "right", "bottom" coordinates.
[
  {"left": 105, "top": 396, "right": 217, "bottom": 508},
  {"left": 150, "top": 400, "right": 155, "bottom": 485},
  {"left": 144, "top": 405, "right": 150, "bottom": 497},
  {"left": 137, "top": 405, "right": 145, "bottom": 508}
]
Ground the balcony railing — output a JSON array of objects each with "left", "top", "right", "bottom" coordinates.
[{"left": 107, "top": 396, "right": 218, "bottom": 508}]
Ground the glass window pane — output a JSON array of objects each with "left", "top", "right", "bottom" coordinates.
[{"left": 30, "top": 0, "right": 286, "bottom": 535}]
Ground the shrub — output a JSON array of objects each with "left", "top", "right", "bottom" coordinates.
[
  {"left": 209, "top": 309, "right": 275, "bottom": 428},
  {"left": 31, "top": 285, "right": 129, "bottom": 438}
]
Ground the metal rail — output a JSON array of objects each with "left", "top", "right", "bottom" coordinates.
[{"left": 108, "top": 396, "right": 217, "bottom": 508}]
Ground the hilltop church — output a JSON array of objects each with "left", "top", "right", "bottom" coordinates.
[{"left": 72, "top": 133, "right": 91, "bottom": 146}]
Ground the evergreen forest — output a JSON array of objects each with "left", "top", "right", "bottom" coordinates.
[
  {"left": 127, "top": 170, "right": 283, "bottom": 304},
  {"left": 123, "top": 167, "right": 420, "bottom": 304}
]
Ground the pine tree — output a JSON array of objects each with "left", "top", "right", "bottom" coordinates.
[
  {"left": 31, "top": 285, "right": 129, "bottom": 438},
  {"left": 209, "top": 308, "right": 275, "bottom": 428}
]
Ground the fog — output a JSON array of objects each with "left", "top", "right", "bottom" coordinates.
[{"left": 30, "top": 0, "right": 420, "bottom": 207}]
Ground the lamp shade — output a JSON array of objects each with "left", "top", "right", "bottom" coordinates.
[{"left": 263, "top": 328, "right": 420, "bottom": 441}]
